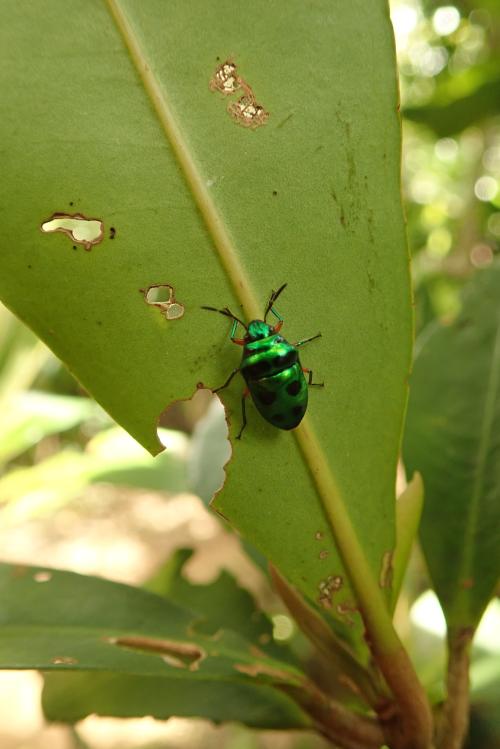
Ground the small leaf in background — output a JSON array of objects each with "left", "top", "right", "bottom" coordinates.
[
  {"left": 0, "top": 427, "right": 189, "bottom": 523},
  {"left": 409, "top": 591, "right": 500, "bottom": 732},
  {"left": 0, "top": 392, "right": 101, "bottom": 464},
  {"left": 390, "top": 472, "right": 424, "bottom": 612},
  {"left": 403, "top": 64, "right": 500, "bottom": 137},
  {"left": 404, "top": 264, "right": 500, "bottom": 632},
  {"left": 147, "top": 548, "right": 298, "bottom": 666}
]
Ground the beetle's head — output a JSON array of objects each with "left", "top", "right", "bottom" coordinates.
[{"left": 247, "top": 320, "right": 274, "bottom": 341}]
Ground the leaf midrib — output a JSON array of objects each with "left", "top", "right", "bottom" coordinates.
[{"left": 105, "top": 0, "right": 259, "bottom": 321}]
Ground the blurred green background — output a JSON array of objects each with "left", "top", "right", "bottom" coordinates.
[{"left": 0, "top": 1, "right": 499, "bottom": 748}]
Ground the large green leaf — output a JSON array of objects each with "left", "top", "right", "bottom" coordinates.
[
  {"left": 43, "top": 548, "right": 302, "bottom": 725},
  {"left": 0, "top": 563, "right": 309, "bottom": 728},
  {"left": 0, "top": 2, "right": 411, "bottom": 634},
  {"left": 42, "top": 671, "right": 309, "bottom": 727},
  {"left": 403, "top": 265, "right": 500, "bottom": 631},
  {"left": 147, "top": 548, "right": 274, "bottom": 642}
]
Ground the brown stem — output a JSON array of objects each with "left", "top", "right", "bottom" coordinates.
[
  {"left": 283, "top": 680, "right": 385, "bottom": 749},
  {"left": 369, "top": 646, "right": 434, "bottom": 749},
  {"left": 437, "top": 628, "right": 473, "bottom": 749}
]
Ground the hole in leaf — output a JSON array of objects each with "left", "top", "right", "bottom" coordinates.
[
  {"left": 41, "top": 213, "right": 104, "bottom": 250},
  {"left": 142, "top": 283, "right": 185, "bottom": 320},
  {"left": 33, "top": 571, "right": 52, "bottom": 583},
  {"left": 272, "top": 614, "right": 294, "bottom": 641},
  {"left": 159, "top": 388, "right": 230, "bottom": 505}
]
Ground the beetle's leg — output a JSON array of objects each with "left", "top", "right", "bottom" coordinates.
[
  {"left": 302, "top": 367, "right": 324, "bottom": 387},
  {"left": 201, "top": 305, "right": 247, "bottom": 340},
  {"left": 264, "top": 283, "right": 287, "bottom": 323},
  {"left": 268, "top": 300, "right": 284, "bottom": 328},
  {"left": 213, "top": 367, "right": 240, "bottom": 393},
  {"left": 294, "top": 332, "right": 322, "bottom": 348},
  {"left": 230, "top": 318, "right": 246, "bottom": 346},
  {"left": 236, "top": 388, "right": 250, "bottom": 440}
]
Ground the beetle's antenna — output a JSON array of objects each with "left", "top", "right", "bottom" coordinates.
[
  {"left": 201, "top": 306, "right": 248, "bottom": 330},
  {"left": 264, "top": 283, "right": 287, "bottom": 322}
]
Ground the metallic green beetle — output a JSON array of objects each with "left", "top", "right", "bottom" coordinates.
[{"left": 203, "top": 284, "right": 323, "bottom": 439}]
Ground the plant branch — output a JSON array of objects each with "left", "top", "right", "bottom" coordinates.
[
  {"left": 295, "top": 422, "right": 434, "bottom": 749},
  {"left": 283, "top": 680, "right": 385, "bottom": 749},
  {"left": 437, "top": 628, "right": 473, "bottom": 749}
]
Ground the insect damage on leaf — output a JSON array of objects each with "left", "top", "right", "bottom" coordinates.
[
  {"left": 234, "top": 661, "right": 302, "bottom": 684},
  {"left": 318, "top": 574, "right": 343, "bottom": 609},
  {"left": 228, "top": 89, "right": 269, "bottom": 130},
  {"left": 209, "top": 59, "right": 241, "bottom": 94},
  {"left": 379, "top": 549, "right": 394, "bottom": 589},
  {"left": 51, "top": 656, "right": 78, "bottom": 665},
  {"left": 336, "top": 601, "right": 359, "bottom": 627},
  {"left": 141, "top": 283, "right": 185, "bottom": 320},
  {"left": 210, "top": 60, "right": 269, "bottom": 130},
  {"left": 41, "top": 213, "right": 104, "bottom": 251},
  {"left": 33, "top": 571, "right": 52, "bottom": 583},
  {"left": 107, "top": 636, "right": 205, "bottom": 670}
]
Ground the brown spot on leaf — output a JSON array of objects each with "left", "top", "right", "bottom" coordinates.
[
  {"left": 51, "top": 656, "right": 78, "bottom": 665},
  {"left": 108, "top": 636, "right": 205, "bottom": 671},
  {"left": 379, "top": 550, "right": 394, "bottom": 589},
  {"left": 318, "top": 574, "right": 343, "bottom": 608}
]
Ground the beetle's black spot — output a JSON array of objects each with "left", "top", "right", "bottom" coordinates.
[
  {"left": 292, "top": 405, "right": 304, "bottom": 418},
  {"left": 273, "top": 413, "right": 285, "bottom": 422},
  {"left": 273, "top": 351, "right": 296, "bottom": 368},
  {"left": 287, "top": 380, "right": 301, "bottom": 396},
  {"left": 257, "top": 390, "right": 276, "bottom": 406},
  {"left": 246, "top": 360, "right": 271, "bottom": 378}
]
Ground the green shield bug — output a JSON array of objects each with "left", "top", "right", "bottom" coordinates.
[{"left": 202, "top": 284, "right": 323, "bottom": 439}]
